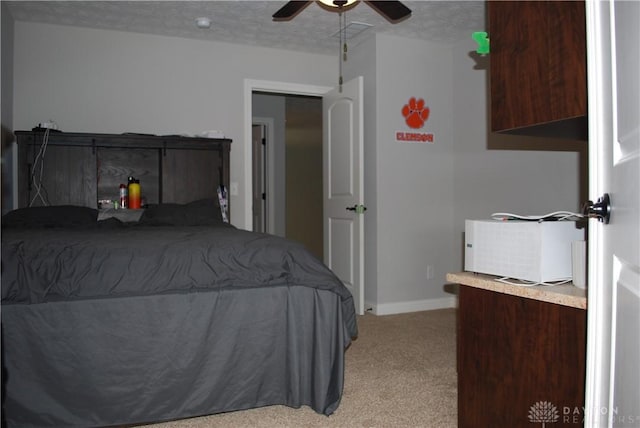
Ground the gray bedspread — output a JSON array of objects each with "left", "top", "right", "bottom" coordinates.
[{"left": 1, "top": 223, "right": 357, "bottom": 427}]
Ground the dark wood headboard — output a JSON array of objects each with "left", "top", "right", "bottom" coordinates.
[{"left": 15, "top": 131, "right": 231, "bottom": 211}]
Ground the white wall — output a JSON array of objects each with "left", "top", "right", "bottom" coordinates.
[
  {"left": 1, "top": 2, "right": 15, "bottom": 214},
  {"left": 1, "top": 3, "right": 14, "bottom": 136},
  {"left": 345, "top": 33, "right": 458, "bottom": 314},
  {"left": 375, "top": 34, "right": 457, "bottom": 311},
  {"left": 12, "top": 21, "right": 336, "bottom": 226}
]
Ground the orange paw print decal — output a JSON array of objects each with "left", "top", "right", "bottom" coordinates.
[{"left": 402, "top": 97, "right": 430, "bottom": 129}]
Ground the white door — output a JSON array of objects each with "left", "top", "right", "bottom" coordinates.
[
  {"left": 585, "top": 0, "right": 640, "bottom": 426},
  {"left": 323, "top": 76, "right": 365, "bottom": 315}
]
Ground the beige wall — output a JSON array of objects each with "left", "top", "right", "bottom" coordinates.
[{"left": 285, "top": 96, "right": 323, "bottom": 260}]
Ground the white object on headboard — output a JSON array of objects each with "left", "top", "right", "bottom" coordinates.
[
  {"left": 217, "top": 185, "right": 228, "bottom": 223},
  {"left": 199, "top": 130, "right": 226, "bottom": 139}
]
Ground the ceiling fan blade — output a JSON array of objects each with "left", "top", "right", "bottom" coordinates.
[
  {"left": 272, "top": 1, "right": 313, "bottom": 21},
  {"left": 364, "top": 1, "right": 412, "bottom": 23}
]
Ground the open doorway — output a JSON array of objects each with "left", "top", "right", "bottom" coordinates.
[
  {"left": 252, "top": 92, "right": 324, "bottom": 260},
  {"left": 245, "top": 77, "right": 364, "bottom": 314}
]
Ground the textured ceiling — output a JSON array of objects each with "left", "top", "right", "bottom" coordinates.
[{"left": 5, "top": 1, "right": 486, "bottom": 55}]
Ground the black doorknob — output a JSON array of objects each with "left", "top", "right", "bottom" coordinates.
[
  {"left": 583, "top": 193, "right": 611, "bottom": 224},
  {"left": 346, "top": 204, "right": 367, "bottom": 213}
]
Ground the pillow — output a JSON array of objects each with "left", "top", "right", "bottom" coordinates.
[
  {"left": 1, "top": 205, "right": 98, "bottom": 228},
  {"left": 97, "top": 208, "right": 145, "bottom": 223},
  {"left": 138, "top": 198, "right": 224, "bottom": 226}
]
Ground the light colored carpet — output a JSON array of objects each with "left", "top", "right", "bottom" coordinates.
[{"left": 137, "top": 308, "right": 458, "bottom": 428}]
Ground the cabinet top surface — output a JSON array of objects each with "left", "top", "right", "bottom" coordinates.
[
  {"left": 446, "top": 271, "right": 587, "bottom": 310},
  {"left": 14, "top": 130, "right": 232, "bottom": 149}
]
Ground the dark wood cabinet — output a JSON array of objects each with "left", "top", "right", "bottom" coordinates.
[
  {"left": 15, "top": 131, "right": 231, "bottom": 209},
  {"left": 488, "top": 1, "right": 588, "bottom": 139},
  {"left": 457, "top": 285, "right": 586, "bottom": 427}
]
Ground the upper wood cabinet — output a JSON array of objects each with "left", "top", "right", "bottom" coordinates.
[{"left": 488, "top": 1, "right": 588, "bottom": 139}]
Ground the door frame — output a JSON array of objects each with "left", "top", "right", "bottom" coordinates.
[{"left": 243, "top": 79, "right": 332, "bottom": 231}]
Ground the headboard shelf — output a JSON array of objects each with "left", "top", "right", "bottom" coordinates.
[{"left": 15, "top": 130, "right": 231, "bottom": 211}]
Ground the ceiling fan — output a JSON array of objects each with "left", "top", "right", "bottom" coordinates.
[{"left": 273, "top": 1, "right": 412, "bottom": 24}]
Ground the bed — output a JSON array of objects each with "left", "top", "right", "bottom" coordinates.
[{"left": 1, "top": 201, "right": 358, "bottom": 427}]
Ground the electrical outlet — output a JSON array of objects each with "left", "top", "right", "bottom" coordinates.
[{"left": 427, "top": 265, "right": 434, "bottom": 280}]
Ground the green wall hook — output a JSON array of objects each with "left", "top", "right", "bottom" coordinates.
[{"left": 472, "top": 32, "right": 490, "bottom": 55}]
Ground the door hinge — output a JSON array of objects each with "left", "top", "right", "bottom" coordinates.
[
  {"left": 262, "top": 192, "right": 266, "bottom": 200},
  {"left": 261, "top": 137, "right": 266, "bottom": 146}
]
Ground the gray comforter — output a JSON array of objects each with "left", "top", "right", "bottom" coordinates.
[{"left": 1, "top": 222, "right": 357, "bottom": 427}]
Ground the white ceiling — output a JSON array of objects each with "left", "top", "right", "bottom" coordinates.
[{"left": 5, "top": 1, "right": 486, "bottom": 55}]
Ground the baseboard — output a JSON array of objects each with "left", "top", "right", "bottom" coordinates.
[{"left": 365, "top": 296, "right": 458, "bottom": 316}]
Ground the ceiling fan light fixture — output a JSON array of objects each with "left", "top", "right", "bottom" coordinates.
[
  {"left": 317, "top": 0, "right": 359, "bottom": 13},
  {"left": 273, "top": 1, "right": 410, "bottom": 23}
]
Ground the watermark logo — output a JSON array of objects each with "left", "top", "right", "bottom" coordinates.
[
  {"left": 528, "top": 401, "right": 637, "bottom": 425},
  {"left": 529, "top": 401, "right": 560, "bottom": 427}
]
